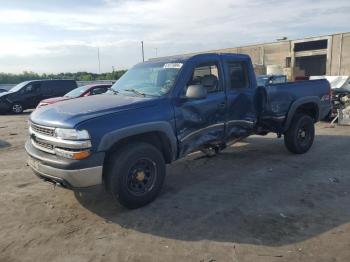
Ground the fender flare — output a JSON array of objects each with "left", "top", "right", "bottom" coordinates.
[
  {"left": 283, "top": 96, "right": 321, "bottom": 132},
  {"left": 98, "top": 121, "right": 178, "bottom": 160}
]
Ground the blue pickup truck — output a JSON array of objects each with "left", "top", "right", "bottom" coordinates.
[{"left": 25, "top": 53, "right": 331, "bottom": 208}]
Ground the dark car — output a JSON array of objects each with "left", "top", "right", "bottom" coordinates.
[
  {"left": 26, "top": 53, "right": 331, "bottom": 209},
  {"left": 0, "top": 80, "right": 77, "bottom": 114},
  {"left": 36, "top": 84, "right": 111, "bottom": 109}
]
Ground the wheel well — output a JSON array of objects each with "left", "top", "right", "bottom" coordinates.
[
  {"left": 105, "top": 131, "right": 174, "bottom": 164},
  {"left": 295, "top": 102, "right": 319, "bottom": 122}
]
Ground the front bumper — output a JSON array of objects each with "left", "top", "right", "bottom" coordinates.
[
  {"left": 25, "top": 140, "right": 104, "bottom": 188},
  {"left": 0, "top": 101, "right": 10, "bottom": 113}
]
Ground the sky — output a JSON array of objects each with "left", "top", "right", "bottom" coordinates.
[{"left": 0, "top": 0, "right": 349, "bottom": 73}]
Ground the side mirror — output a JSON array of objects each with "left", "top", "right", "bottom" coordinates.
[{"left": 185, "top": 85, "right": 207, "bottom": 100}]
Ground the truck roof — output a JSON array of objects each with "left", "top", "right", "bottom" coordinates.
[{"left": 148, "top": 52, "right": 250, "bottom": 63}]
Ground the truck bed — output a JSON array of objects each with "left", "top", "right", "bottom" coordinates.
[{"left": 260, "top": 79, "right": 330, "bottom": 132}]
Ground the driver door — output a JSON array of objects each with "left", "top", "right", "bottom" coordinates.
[
  {"left": 21, "top": 83, "right": 41, "bottom": 109},
  {"left": 174, "top": 60, "right": 226, "bottom": 157}
]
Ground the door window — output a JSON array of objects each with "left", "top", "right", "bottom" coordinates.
[
  {"left": 24, "top": 85, "right": 34, "bottom": 93},
  {"left": 187, "top": 63, "right": 222, "bottom": 94},
  {"left": 227, "top": 62, "right": 249, "bottom": 89},
  {"left": 22, "top": 83, "right": 40, "bottom": 94},
  {"left": 91, "top": 87, "right": 107, "bottom": 95}
]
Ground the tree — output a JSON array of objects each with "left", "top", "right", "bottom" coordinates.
[{"left": 0, "top": 70, "right": 126, "bottom": 84}]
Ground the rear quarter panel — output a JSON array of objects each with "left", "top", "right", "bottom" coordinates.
[{"left": 262, "top": 79, "right": 330, "bottom": 131}]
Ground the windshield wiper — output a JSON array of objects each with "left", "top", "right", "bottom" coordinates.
[
  {"left": 108, "top": 88, "right": 119, "bottom": 95},
  {"left": 123, "top": 88, "right": 146, "bottom": 97}
]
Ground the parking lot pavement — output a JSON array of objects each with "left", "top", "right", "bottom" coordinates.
[{"left": 0, "top": 113, "right": 350, "bottom": 262}]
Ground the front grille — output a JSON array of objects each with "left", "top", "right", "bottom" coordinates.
[
  {"left": 31, "top": 123, "right": 55, "bottom": 137},
  {"left": 31, "top": 138, "right": 55, "bottom": 154},
  {"left": 34, "top": 140, "right": 54, "bottom": 150}
]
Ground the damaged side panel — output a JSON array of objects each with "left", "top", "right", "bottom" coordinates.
[{"left": 174, "top": 92, "right": 226, "bottom": 157}]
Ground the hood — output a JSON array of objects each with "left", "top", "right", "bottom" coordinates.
[
  {"left": 40, "top": 96, "right": 70, "bottom": 104},
  {"left": 30, "top": 94, "right": 156, "bottom": 128}
]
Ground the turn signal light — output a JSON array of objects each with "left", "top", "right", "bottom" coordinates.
[
  {"left": 72, "top": 150, "right": 91, "bottom": 160},
  {"left": 55, "top": 148, "right": 91, "bottom": 160}
]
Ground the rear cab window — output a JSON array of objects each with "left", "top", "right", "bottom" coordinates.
[{"left": 225, "top": 61, "right": 249, "bottom": 90}]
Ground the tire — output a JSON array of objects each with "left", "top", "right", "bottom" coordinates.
[
  {"left": 105, "top": 142, "right": 166, "bottom": 209},
  {"left": 11, "top": 103, "right": 23, "bottom": 114},
  {"left": 284, "top": 113, "right": 315, "bottom": 154}
]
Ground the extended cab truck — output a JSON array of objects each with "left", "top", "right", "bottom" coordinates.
[{"left": 25, "top": 53, "right": 331, "bottom": 209}]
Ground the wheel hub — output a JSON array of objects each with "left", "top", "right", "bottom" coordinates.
[
  {"left": 13, "top": 104, "right": 22, "bottom": 113},
  {"left": 136, "top": 171, "right": 145, "bottom": 181},
  {"left": 127, "top": 158, "right": 157, "bottom": 196}
]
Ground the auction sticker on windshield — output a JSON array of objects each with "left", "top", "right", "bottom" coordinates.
[{"left": 163, "top": 63, "right": 183, "bottom": 69}]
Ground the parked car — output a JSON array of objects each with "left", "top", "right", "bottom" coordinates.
[
  {"left": 256, "top": 74, "right": 287, "bottom": 87},
  {"left": 36, "top": 84, "right": 112, "bottom": 109},
  {"left": 25, "top": 53, "right": 331, "bottom": 209},
  {"left": 0, "top": 80, "right": 77, "bottom": 114},
  {"left": 0, "top": 88, "right": 7, "bottom": 93}
]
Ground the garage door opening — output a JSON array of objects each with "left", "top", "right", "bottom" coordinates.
[
  {"left": 295, "top": 55, "right": 327, "bottom": 76},
  {"left": 294, "top": 39, "right": 328, "bottom": 52}
]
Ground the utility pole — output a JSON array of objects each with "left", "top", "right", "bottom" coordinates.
[
  {"left": 97, "top": 47, "right": 101, "bottom": 74},
  {"left": 141, "top": 41, "right": 145, "bottom": 62},
  {"left": 155, "top": 48, "right": 158, "bottom": 57}
]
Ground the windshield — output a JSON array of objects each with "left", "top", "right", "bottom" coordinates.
[
  {"left": 9, "top": 81, "right": 30, "bottom": 92},
  {"left": 65, "top": 85, "right": 90, "bottom": 98},
  {"left": 109, "top": 62, "right": 182, "bottom": 97}
]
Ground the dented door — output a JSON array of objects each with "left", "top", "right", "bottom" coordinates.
[{"left": 174, "top": 59, "right": 226, "bottom": 156}]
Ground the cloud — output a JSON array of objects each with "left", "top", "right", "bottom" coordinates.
[{"left": 0, "top": 0, "right": 349, "bottom": 73}]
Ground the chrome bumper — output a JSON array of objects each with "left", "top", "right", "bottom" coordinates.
[{"left": 27, "top": 156, "right": 103, "bottom": 188}]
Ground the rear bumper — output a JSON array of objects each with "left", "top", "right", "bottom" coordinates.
[{"left": 25, "top": 140, "right": 104, "bottom": 188}]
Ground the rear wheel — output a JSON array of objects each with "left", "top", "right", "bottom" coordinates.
[
  {"left": 284, "top": 114, "right": 315, "bottom": 154},
  {"left": 11, "top": 103, "right": 23, "bottom": 114},
  {"left": 105, "top": 142, "right": 166, "bottom": 209}
]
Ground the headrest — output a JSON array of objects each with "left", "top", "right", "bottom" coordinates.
[{"left": 201, "top": 74, "right": 218, "bottom": 87}]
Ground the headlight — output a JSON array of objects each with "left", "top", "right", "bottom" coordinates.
[{"left": 54, "top": 128, "right": 90, "bottom": 140}]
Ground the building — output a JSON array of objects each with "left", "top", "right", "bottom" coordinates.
[{"left": 206, "top": 32, "right": 350, "bottom": 80}]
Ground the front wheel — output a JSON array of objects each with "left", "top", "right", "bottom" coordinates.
[
  {"left": 284, "top": 114, "right": 315, "bottom": 154},
  {"left": 105, "top": 142, "right": 166, "bottom": 209},
  {"left": 11, "top": 103, "right": 23, "bottom": 114}
]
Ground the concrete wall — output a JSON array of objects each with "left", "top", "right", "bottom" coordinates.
[
  {"left": 206, "top": 32, "right": 350, "bottom": 80},
  {"left": 330, "top": 34, "right": 343, "bottom": 75},
  {"left": 329, "top": 32, "right": 350, "bottom": 76},
  {"left": 340, "top": 33, "right": 350, "bottom": 75},
  {"left": 212, "top": 41, "right": 291, "bottom": 78}
]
